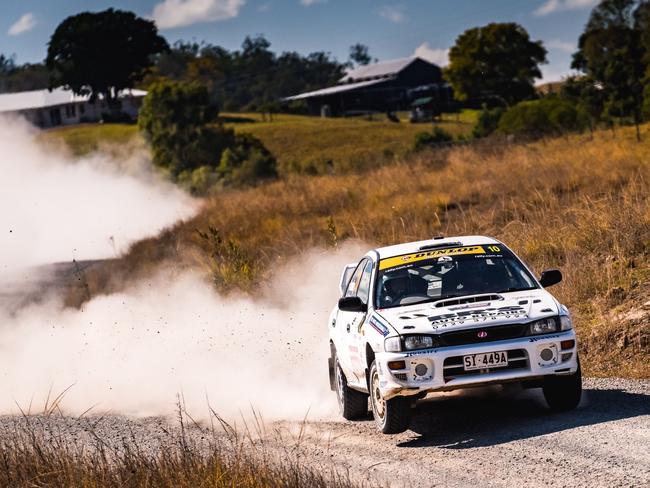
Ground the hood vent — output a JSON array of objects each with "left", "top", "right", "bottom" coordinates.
[{"left": 434, "top": 294, "right": 503, "bottom": 308}]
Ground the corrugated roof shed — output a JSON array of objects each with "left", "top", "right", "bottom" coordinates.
[
  {"left": 284, "top": 78, "right": 385, "bottom": 101},
  {"left": 0, "top": 88, "right": 147, "bottom": 113},
  {"left": 339, "top": 57, "right": 416, "bottom": 83}
]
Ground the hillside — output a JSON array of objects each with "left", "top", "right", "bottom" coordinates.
[{"left": 55, "top": 122, "right": 650, "bottom": 379}]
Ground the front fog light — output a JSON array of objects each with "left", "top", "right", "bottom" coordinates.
[
  {"left": 529, "top": 318, "right": 558, "bottom": 335},
  {"left": 414, "top": 363, "right": 428, "bottom": 376},
  {"left": 404, "top": 335, "right": 434, "bottom": 350}
]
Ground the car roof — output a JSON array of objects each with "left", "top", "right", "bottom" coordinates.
[{"left": 371, "top": 235, "right": 501, "bottom": 260}]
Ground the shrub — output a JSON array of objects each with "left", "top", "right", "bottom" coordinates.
[
  {"left": 218, "top": 133, "right": 277, "bottom": 184},
  {"left": 413, "top": 127, "right": 454, "bottom": 151},
  {"left": 138, "top": 80, "right": 233, "bottom": 176},
  {"left": 498, "top": 98, "right": 587, "bottom": 139},
  {"left": 139, "top": 80, "right": 276, "bottom": 189},
  {"left": 472, "top": 106, "right": 504, "bottom": 138}
]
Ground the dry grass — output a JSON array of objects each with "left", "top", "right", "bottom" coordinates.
[
  {"left": 0, "top": 408, "right": 357, "bottom": 488},
  {"left": 66, "top": 125, "right": 650, "bottom": 378}
]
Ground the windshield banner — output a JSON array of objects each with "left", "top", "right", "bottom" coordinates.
[{"left": 379, "top": 245, "right": 497, "bottom": 270}]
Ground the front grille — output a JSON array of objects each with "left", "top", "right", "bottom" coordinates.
[
  {"left": 443, "top": 349, "right": 528, "bottom": 382},
  {"left": 393, "top": 373, "right": 407, "bottom": 381},
  {"left": 437, "top": 323, "right": 528, "bottom": 347}
]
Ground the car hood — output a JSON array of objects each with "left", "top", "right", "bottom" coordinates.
[{"left": 374, "top": 290, "right": 560, "bottom": 336}]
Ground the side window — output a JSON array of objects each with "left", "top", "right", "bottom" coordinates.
[
  {"left": 356, "top": 260, "right": 374, "bottom": 304},
  {"left": 345, "top": 260, "right": 366, "bottom": 297}
]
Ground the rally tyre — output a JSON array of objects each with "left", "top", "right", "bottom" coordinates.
[
  {"left": 334, "top": 355, "right": 368, "bottom": 420},
  {"left": 369, "top": 361, "right": 412, "bottom": 434},
  {"left": 542, "top": 357, "right": 582, "bottom": 412}
]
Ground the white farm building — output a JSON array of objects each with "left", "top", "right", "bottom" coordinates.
[{"left": 0, "top": 88, "right": 147, "bottom": 128}]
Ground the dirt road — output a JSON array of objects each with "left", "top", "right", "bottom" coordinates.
[{"left": 285, "top": 377, "right": 650, "bottom": 487}]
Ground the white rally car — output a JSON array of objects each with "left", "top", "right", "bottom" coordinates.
[{"left": 328, "top": 236, "right": 581, "bottom": 434}]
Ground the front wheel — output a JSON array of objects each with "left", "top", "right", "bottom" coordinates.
[
  {"left": 542, "top": 358, "right": 582, "bottom": 412},
  {"left": 369, "top": 361, "right": 412, "bottom": 434},
  {"left": 334, "top": 355, "right": 368, "bottom": 420}
]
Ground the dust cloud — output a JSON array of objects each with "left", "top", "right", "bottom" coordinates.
[
  {"left": 0, "top": 244, "right": 365, "bottom": 420},
  {"left": 0, "top": 115, "right": 366, "bottom": 420},
  {"left": 0, "top": 116, "right": 197, "bottom": 271}
]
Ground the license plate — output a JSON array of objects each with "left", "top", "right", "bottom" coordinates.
[{"left": 463, "top": 351, "right": 508, "bottom": 371}]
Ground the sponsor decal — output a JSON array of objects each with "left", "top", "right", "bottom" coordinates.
[
  {"left": 529, "top": 334, "right": 561, "bottom": 342},
  {"left": 379, "top": 245, "right": 487, "bottom": 270},
  {"left": 368, "top": 315, "right": 390, "bottom": 336},
  {"left": 428, "top": 305, "right": 528, "bottom": 329},
  {"left": 477, "top": 331, "right": 488, "bottom": 338},
  {"left": 405, "top": 349, "right": 437, "bottom": 357}
]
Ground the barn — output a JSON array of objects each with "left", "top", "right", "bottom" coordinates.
[
  {"left": 0, "top": 88, "right": 147, "bottom": 128},
  {"left": 284, "top": 57, "right": 452, "bottom": 117}
]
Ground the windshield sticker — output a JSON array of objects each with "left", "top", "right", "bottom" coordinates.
[
  {"left": 379, "top": 245, "right": 487, "bottom": 270},
  {"left": 368, "top": 315, "right": 390, "bottom": 336}
]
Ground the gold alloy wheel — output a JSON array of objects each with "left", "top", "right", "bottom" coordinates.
[
  {"left": 371, "top": 369, "right": 386, "bottom": 420},
  {"left": 335, "top": 362, "right": 345, "bottom": 409}
]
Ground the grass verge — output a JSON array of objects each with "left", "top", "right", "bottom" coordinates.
[{"left": 0, "top": 408, "right": 358, "bottom": 488}]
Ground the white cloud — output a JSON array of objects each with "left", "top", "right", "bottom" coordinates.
[
  {"left": 378, "top": 5, "right": 406, "bottom": 23},
  {"left": 546, "top": 39, "right": 575, "bottom": 53},
  {"left": 151, "top": 0, "right": 245, "bottom": 29},
  {"left": 7, "top": 12, "right": 37, "bottom": 36},
  {"left": 534, "top": 0, "right": 598, "bottom": 16},
  {"left": 300, "top": 0, "right": 326, "bottom": 5},
  {"left": 413, "top": 42, "right": 449, "bottom": 67}
]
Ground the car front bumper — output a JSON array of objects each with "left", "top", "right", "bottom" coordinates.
[{"left": 376, "top": 330, "right": 578, "bottom": 400}]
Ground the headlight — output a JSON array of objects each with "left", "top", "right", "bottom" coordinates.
[
  {"left": 528, "top": 317, "right": 559, "bottom": 335},
  {"left": 404, "top": 335, "right": 434, "bottom": 350},
  {"left": 559, "top": 315, "right": 573, "bottom": 331},
  {"left": 384, "top": 337, "right": 401, "bottom": 352}
]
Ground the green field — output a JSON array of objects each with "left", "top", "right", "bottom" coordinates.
[
  {"left": 41, "top": 123, "right": 140, "bottom": 156},
  {"left": 223, "top": 111, "right": 477, "bottom": 174},
  {"left": 42, "top": 111, "right": 478, "bottom": 173}
]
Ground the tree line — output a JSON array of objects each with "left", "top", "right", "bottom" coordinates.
[
  {"left": 0, "top": 8, "right": 372, "bottom": 113},
  {"left": 446, "top": 0, "right": 650, "bottom": 141},
  {"left": 4, "top": 1, "right": 649, "bottom": 139}
]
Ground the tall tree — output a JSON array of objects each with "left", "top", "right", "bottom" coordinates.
[
  {"left": 561, "top": 75, "right": 607, "bottom": 137},
  {"left": 46, "top": 9, "right": 168, "bottom": 106},
  {"left": 446, "top": 23, "right": 547, "bottom": 106},
  {"left": 573, "top": 0, "right": 646, "bottom": 140},
  {"left": 349, "top": 43, "right": 372, "bottom": 66}
]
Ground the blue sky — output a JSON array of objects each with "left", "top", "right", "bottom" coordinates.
[{"left": 1, "top": 0, "right": 599, "bottom": 83}]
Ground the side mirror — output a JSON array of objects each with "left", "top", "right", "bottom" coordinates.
[
  {"left": 539, "top": 269, "right": 562, "bottom": 288},
  {"left": 338, "top": 296, "right": 368, "bottom": 313}
]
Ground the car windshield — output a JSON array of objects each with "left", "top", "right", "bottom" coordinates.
[{"left": 375, "top": 244, "right": 538, "bottom": 309}]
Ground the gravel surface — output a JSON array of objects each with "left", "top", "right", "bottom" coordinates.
[
  {"left": 1, "top": 378, "right": 647, "bottom": 487},
  {"left": 284, "top": 377, "right": 650, "bottom": 488}
]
